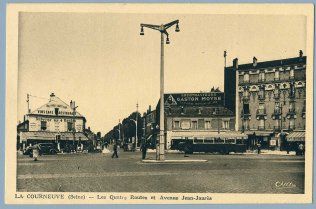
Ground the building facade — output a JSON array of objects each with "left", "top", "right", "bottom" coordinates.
[
  {"left": 18, "top": 93, "right": 91, "bottom": 151},
  {"left": 144, "top": 90, "right": 239, "bottom": 150},
  {"left": 224, "top": 51, "right": 306, "bottom": 150}
]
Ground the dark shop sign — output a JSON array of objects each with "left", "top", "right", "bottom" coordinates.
[{"left": 164, "top": 93, "right": 224, "bottom": 107}]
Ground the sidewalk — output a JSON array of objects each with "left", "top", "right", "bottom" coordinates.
[{"left": 231, "top": 149, "right": 297, "bottom": 156}]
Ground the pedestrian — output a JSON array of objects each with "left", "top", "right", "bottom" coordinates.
[
  {"left": 141, "top": 141, "right": 148, "bottom": 160},
  {"left": 298, "top": 143, "right": 304, "bottom": 156},
  {"left": 111, "top": 143, "right": 119, "bottom": 158},
  {"left": 32, "top": 143, "right": 41, "bottom": 161},
  {"left": 257, "top": 142, "right": 261, "bottom": 154}
]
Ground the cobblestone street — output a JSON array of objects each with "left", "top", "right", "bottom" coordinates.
[{"left": 17, "top": 151, "right": 305, "bottom": 193}]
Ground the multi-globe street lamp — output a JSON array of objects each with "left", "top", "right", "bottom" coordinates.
[{"left": 140, "top": 20, "right": 180, "bottom": 161}]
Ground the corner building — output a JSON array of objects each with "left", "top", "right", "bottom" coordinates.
[
  {"left": 224, "top": 52, "right": 306, "bottom": 150},
  {"left": 18, "top": 93, "right": 90, "bottom": 150},
  {"left": 145, "top": 89, "right": 240, "bottom": 150}
]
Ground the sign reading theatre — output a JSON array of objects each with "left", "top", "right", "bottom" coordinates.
[{"left": 164, "top": 93, "right": 224, "bottom": 107}]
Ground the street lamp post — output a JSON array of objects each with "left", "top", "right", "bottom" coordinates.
[{"left": 140, "top": 20, "right": 180, "bottom": 161}]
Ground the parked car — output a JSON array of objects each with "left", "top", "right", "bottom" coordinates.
[{"left": 38, "top": 143, "right": 58, "bottom": 155}]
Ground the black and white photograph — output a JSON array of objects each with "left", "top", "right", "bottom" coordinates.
[{"left": 5, "top": 3, "right": 313, "bottom": 204}]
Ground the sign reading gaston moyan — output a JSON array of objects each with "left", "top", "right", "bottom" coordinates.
[{"left": 164, "top": 92, "right": 224, "bottom": 107}]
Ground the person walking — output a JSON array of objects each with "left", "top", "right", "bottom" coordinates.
[
  {"left": 141, "top": 141, "right": 148, "bottom": 160},
  {"left": 257, "top": 142, "right": 261, "bottom": 154},
  {"left": 298, "top": 143, "right": 304, "bottom": 156},
  {"left": 111, "top": 143, "right": 119, "bottom": 158},
  {"left": 32, "top": 144, "right": 41, "bottom": 161}
]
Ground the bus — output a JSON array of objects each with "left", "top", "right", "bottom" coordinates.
[{"left": 170, "top": 132, "right": 248, "bottom": 154}]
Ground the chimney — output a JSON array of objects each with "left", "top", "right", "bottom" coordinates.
[
  {"left": 299, "top": 50, "right": 303, "bottom": 57},
  {"left": 49, "top": 93, "right": 55, "bottom": 101},
  {"left": 253, "top": 57, "right": 257, "bottom": 67},
  {"left": 233, "top": 58, "right": 238, "bottom": 69}
]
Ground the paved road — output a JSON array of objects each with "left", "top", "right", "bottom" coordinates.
[{"left": 17, "top": 150, "right": 305, "bottom": 193}]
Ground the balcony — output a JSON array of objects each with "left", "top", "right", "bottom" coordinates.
[{"left": 256, "top": 109, "right": 266, "bottom": 116}]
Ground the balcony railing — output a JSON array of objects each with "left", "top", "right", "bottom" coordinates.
[{"left": 256, "top": 109, "right": 266, "bottom": 116}]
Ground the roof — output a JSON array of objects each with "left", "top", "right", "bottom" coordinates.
[
  {"left": 226, "top": 56, "right": 306, "bottom": 71},
  {"left": 287, "top": 131, "right": 305, "bottom": 142},
  {"left": 29, "top": 95, "right": 83, "bottom": 117},
  {"left": 20, "top": 131, "right": 90, "bottom": 141}
]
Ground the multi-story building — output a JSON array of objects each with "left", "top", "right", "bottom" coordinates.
[
  {"left": 224, "top": 51, "right": 306, "bottom": 150},
  {"left": 18, "top": 93, "right": 90, "bottom": 151},
  {"left": 144, "top": 89, "right": 242, "bottom": 150}
]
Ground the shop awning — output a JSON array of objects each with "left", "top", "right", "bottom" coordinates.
[
  {"left": 20, "top": 131, "right": 90, "bottom": 142},
  {"left": 287, "top": 131, "right": 305, "bottom": 142}
]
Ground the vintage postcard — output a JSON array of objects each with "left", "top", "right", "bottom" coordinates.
[{"left": 5, "top": 3, "right": 314, "bottom": 204}]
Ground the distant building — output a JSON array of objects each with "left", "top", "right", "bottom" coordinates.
[
  {"left": 144, "top": 89, "right": 238, "bottom": 149},
  {"left": 224, "top": 51, "right": 306, "bottom": 150},
  {"left": 18, "top": 93, "right": 90, "bottom": 151}
]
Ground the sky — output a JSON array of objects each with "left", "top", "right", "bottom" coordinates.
[{"left": 17, "top": 12, "right": 306, "bottom": 135}]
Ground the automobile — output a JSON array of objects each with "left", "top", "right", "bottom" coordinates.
[{"left": 38, "top": 143, "right": 58, "bottom": 155}]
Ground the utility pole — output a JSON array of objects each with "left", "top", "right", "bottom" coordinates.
[
  {"left": 140, "top": 20, "right": 180, "bottom": 161},
  {"left": 70, "top": 100, "right": 78, "bottom": 150}
]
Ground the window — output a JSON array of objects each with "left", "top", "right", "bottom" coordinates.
[
  {"left": 67, "top": 122, "right": 73, "bottom": 131},
  {"left": 243, "top": 103, "right": 250, "bottom": 114},
  {"left": 258, "top": 103, "right": 265, "bottom": 115},
  {"left": 205, "top": 121, "right": 211, "bottom": 129},
  {"left": 41, "top": 121, "right": 47, "bottom": 131},
  {"left": 274, "top": 70, "right": 280, "bottom": 80},
  {"left": 259, "top": 119, "right": 265, "bottom": 130},
  {"left": 258, "top": 88, "right": 265, "bottom": 99},
  {"left": 274, "top": 102, "right": 281, "bottom": 114},
  {"left": 244, "top": 73, "right": 249, "bottom": 82},
  {"left": 174, "top": 121, "right": 180, "bottom": 129},
  {"left": 289, "top": 119, "right": 295, "bottom": 129},
  {"left": 259, "top": 72, "right": 265, "bottom": 81},
  {"left": 204, "top": 138, "right": 214, "bottom": 143},
  {"left": 289, "top": 101, "right": 295, "bottom": 112},
  {"left": 54, "top": 108, "right": 59, "bottom": 116},
  {"left": 191, "top": 121, "right": 198, "bottom": 130},
  {"left": 290, "top": 69, "right": 294, "bottom": 78},
  {"left": 222, "top": 120, "right": 230, "bottom": 130}
]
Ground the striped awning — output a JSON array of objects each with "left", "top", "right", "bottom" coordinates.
[
  {"left": 20, "top": 131, "right": 89, "bottom": 142},
  {"left": 286, "top": 131, "right": 305, "bottom": 142}
]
